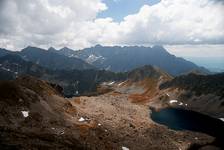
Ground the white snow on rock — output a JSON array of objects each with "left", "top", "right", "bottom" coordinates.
[
  {"left": 179, "top": 102, "right": 183, "bottom": 106},
  {"left": 220, "top": 118, "right": 224, "bottom": 122},
  {"left": 98, "top": 123, "right": 102, "bottom": 126},
  {"left": 86, "top": 54, "right": 103, "bottom": 64},
  {"left": 2, "top": 67, "right": 11, "bottom": 72},
  {"left": 105, "top": 65, "right": 111, "bottom": 70},
  {"left": 166, "top": 93, "right": 170, "bottom": 97},
  {"left": 60, "top": 131, "right": 65, "bottom": 135},
  {"left": 108, "top": 81, "right": 115, "bottom": 85},
  {"left": 78, "top": 117, "right": 85, "bottom": 122},
  {"left": 122, "top": 146, "right": 129, "bottom": 150},
  {"left": 21, "top": 111, "right": 29, "bottom": 118},
  {"left": 69, "top": 54, "right": 74, "bottom": 57},
  {"left": 118, "top": 81, "right": 126, "bottom": 86},
  {"left": 169, "top": 100, "right": 178, "bottom": 104}
]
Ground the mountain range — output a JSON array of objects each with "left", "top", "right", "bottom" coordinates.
[
  {"left": 0, "top": 45, "right": 212, "bottom": 97},
  {"left": 1, "top": 45, "right": 209, "bottom": 76},
  {"left": 51, "top": 45, "right": 209, "bottom": 75}
]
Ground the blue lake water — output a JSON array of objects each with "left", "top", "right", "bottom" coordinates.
[{"left": 150, "top": 108, "right": 224, "bottom": 139}]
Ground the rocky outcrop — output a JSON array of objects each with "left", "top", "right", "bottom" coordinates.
[{"left": 158, "top": 73, "right": 224, "bottom": 117}]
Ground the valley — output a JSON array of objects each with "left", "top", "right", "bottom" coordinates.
[{"left": 0, "top": 46, "right": 223, "bottom": 150}]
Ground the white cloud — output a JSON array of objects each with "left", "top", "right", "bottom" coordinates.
[
  {"left": 165, "top": 44, "right": 224, "bottom": 57},
  {"left": 98, "top": 0, "right": 224, "bottom": 46},
  {"left": 0, "top": 0, "right": 107, "bottom": 50},
  {"left": 0, "top": 0, "right": 223, "bottom": 51}
]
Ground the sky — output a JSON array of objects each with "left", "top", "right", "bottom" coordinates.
[
  {"left": 0, "top": 0, "right": 223, "bottom": 63},
  {"left": 98, "top": 0, "right": 161, "bottom": 21}
]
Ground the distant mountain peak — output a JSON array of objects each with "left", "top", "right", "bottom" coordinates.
[
  {"left": 152, "top": 45, "right": 167, "bottom": 51},
  {"left": 22, "top": 46, "right": 45, "bottom": 52},
  {"left": 48, "top": 47, "right": 57, "bottom": 51},
  {"left": 60, "top": 47, "right": 74, "bottom": 51},
  {"left": 128, "top": 65, "right": 172, "bottom": 82},
  {"left": 94, "top": 44, "right": 103, "bottom": 48}
]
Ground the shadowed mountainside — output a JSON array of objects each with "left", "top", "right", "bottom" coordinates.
[
  {"left": 54, "top": 45, "right": 209, "bottom": 76},
  {"left": 0, "top": 54, "right": 127, "bottom": 97},
  {"left": 0, "top": 76, "right": 84, "bottom": 149},
  {"left": 160, "top": 73, "right": 224, "bottom": 98}
]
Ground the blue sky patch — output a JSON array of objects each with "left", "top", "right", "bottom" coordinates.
[{"left": 98, "top": 0, "right": 161, "bottom": 21}]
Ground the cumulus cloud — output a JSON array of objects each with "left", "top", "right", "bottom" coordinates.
[
  {"left": 100, "top": 0, "right": 224, "bottom": 45},
  {"left": 0, "top": 0, "right": 223, "bottom": 50},
  {"left": 0, "top": 0, "right": 107, "bottom": 50}
]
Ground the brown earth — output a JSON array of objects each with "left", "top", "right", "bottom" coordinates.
[{"left": 0, "top": 76, "right": 222, "bottom": 150}]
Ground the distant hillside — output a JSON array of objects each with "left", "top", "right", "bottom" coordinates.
[
  {"left": 0, "top": 48, "right": 11, "bottom": 57},
  {"left": 49, "top": 47, "right": 77, "bottom": 58},
  {"left": 53, "top": 45, "right": 209, "bottom": 76},
  {"left": 0, "top": 54, "right": 47, "bottom": 78},
  {"left": 0, "top": 54, "right": 126, "bottom": 97},
  {"left": 20, "top": 46, "right": 95, "bottom": 71},
  {"left": 0, "top": 47, "right": 95, "bottom": 71},
  {"left": 127, "top": 65, "right": 172, "bottom": 82},
  {"left": 160, "top": 73, "right": 224, "bottom": 98}
]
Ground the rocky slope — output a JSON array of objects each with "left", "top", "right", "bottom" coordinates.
[
  {"left": 0, "top": 76, "right": 216, "bottom": 150},
  {"left": 158, "top": 73, "right": 224, "bottom": 118},
  {"left": 0, "top": 76, "right": 84, "bottom": 149}
]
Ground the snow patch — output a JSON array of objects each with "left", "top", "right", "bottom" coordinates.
[
  {"left": 21, "top": 111, "right": 29, "bottom": 118},
  {"left": 169, "top": 100, "right": 178, "bottom": 104},
  {"left": 118, "top": 81, "right": 126, "bottom": 86},
  {"left": 179, "top": 102, "right": 183, "bottom": 106},
  {"left": 105, "top": 65, "right": 111, "bottom": 70},
  {"left": 60, "top": 131, "right": 65, "bottom": 135},
  {"left": 108, "top": 81, "right": 115, "bottom": 85},
  {"left": 69, "top": 54, "right": 74, "bottom": 57},
  {"left": 220, "top": 118, "right": 224, "bottom": 122},
  {"left": 98, "top": 123, "right": 102, "bottom": 126},
  {"left": 78, "top": 117, "right": 85, "bottom": 122},
  {"left": 2, "top": 67, "right": 11, "bottom": 72},
  {"left": 86, "top": 54, "right": 103, "bottom": 64},
  {"left": 122, "top": 146, "right": 129, "bottom": 150},
  {"left": 166, "top": 93, "right": 170, "bottom": 97}
]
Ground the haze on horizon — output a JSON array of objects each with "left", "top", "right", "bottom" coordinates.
[{"left": 0, "top": 0, "right": 223, "bottom": 70}]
